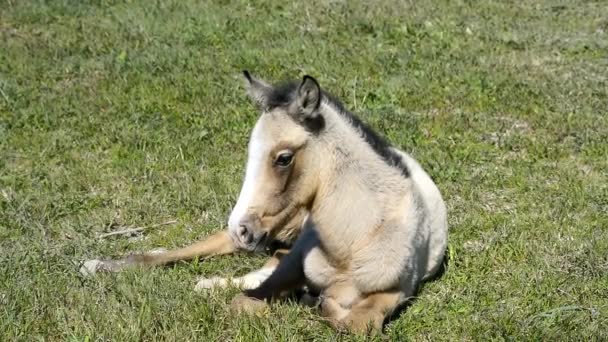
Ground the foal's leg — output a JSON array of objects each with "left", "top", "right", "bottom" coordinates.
[
  {"left": 195, "top": 249, "right": 288, "bottom": 291},
  {"left": 336, "top": 291, "right": 403, "bottom": 334},
  {"left": 230, "top": 246, "right": 306, "bottom": 314},
  {"left": 319, "top": 280, "right": 361, "bottom": 321},
  {"left": 230, "top": 227, "right": 319, "bottom": 314},
  {"left": 81, "top": 231, "right": 237, "bottom": 275}
]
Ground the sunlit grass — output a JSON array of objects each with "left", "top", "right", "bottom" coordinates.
[{"left": 1, "top": 0, "right": 606, "bottom": 340}]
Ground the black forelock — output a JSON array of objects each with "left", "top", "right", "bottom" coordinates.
[{"left": 264, "top": 78, "right": 409, "bottom": 178}]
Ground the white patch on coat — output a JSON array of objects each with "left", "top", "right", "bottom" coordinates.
[{"left": 228, "top": 120, "right": 268, "bottom": 241}]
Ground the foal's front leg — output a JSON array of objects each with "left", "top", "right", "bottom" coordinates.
[
  {"left": 195, "top": 249, "right": 288, "bottom": 291},
  {"left": 230, "top": 248, "right": 307, "bottom": 314},
  {"left": 230, "top": 228, "right": 317, "bottom": 314},
  {"left": 81, "top": 230, "right": 237, "bottom": 275}
]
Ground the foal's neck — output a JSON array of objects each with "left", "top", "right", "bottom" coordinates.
[{"left": 308, "top": 104, "right": 410, "bottom": 253}]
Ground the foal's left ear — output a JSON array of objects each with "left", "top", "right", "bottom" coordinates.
[{"left": 297, "top": 75, "right": 321, "bottom": 116}]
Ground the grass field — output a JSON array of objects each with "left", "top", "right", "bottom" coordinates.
[{"left": 1, "top": 0, "right": 607, "bottom": 340}]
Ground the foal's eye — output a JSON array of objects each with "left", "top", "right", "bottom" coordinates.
[{"left": 274, "top": 152, "right": 294, "bottom": 168}]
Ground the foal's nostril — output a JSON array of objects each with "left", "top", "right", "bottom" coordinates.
[{"left": 238, "top": 224, "right": 253, "bottom": 244}]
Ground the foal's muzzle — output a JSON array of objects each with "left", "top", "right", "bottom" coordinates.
[{"left": 234, "top": 216, "right": 269, "bottom": 251}]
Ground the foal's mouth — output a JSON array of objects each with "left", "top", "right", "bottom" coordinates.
[
  {"left": 241, "top": 231, "right": 269, "bottom": 252},
  {"left": 252, "top": 231, "right": 269, "bottom": 252}
]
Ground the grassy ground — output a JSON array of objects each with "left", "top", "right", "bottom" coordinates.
[{"left": 1, "top": 0, "right": 607, "bottom": 340}]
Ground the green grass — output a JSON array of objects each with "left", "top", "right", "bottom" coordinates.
[{"left": 1, "top": 0, "right": 607, "bottom": 340}]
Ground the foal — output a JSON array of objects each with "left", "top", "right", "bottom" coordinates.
[
  {"left": 227, "top": 72, "right": 448, "bottom": 333},
  {"left": 82, "top": 72, "right": 448, "bottom": 333}
]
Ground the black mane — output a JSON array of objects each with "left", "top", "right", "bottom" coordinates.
[{"left": 265, "top": 81, "right": 410, "bottom": 178}]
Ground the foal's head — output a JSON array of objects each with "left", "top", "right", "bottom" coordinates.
[{"left": 228, "top": 72, "right": 326, "bottom": 251}]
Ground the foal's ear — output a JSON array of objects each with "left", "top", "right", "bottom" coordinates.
[
  {"left": 242, "top": 70, "right": 271, "bottom": 109},
  {"left": 297, "top": 75, "right": 321, "bottom": 116}
]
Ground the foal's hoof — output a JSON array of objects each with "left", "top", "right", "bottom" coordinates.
[
  {"left": 79, "top": 259, "right": 102, "bottom": 276},
  {"left": 194, "top": 277, "right": 224, "bottom": 291},
  {"left": 230, "top": 294, "right": 269, "bottom": 316}
]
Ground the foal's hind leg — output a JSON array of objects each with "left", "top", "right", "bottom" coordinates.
[
  {"left": 324, "top": 291, "right": 403, "bottom": 334},
  {"left": 319, "top": 280, "right": 360, "bottom": 323}
]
